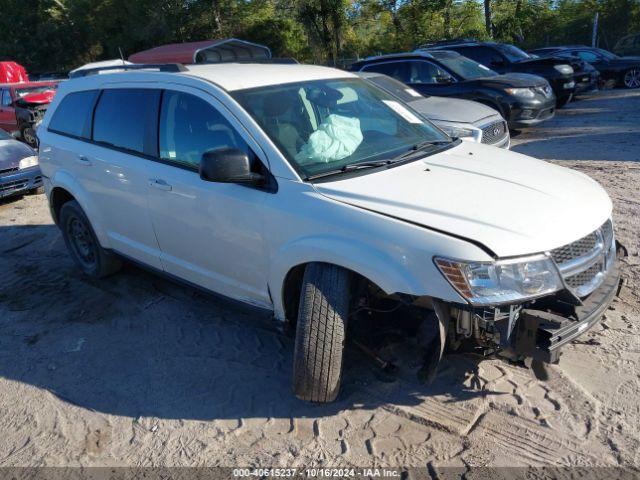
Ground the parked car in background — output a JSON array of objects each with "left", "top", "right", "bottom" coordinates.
[
  {"left": 358, "top": 71, "right": 509, "bottom": 148},
  {"left": 529, "top": 46, "right": 640, "bottom": 89},
  {"left": 613, "top": 33, "right": 640, "bottom": 57},
  {"left": 0, "top": 128, "right": 42, "bottom": 199},
  {"left": 39, "top": 62, "right": 621, "bottom": 403},
  {"left": 0, "top": 81, "right": 58, "bottom": 147},
  {"left": 421, "top": 40, "right": 576, "bottom": 106},
  {"left": 350, "top": 50, "right": 555, "bottom": 129}
]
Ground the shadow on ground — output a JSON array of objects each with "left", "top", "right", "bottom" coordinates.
[{"left": 0, "top": 223, "right": 504, "bottom": 421}]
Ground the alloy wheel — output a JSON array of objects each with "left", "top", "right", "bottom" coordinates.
[{"left": 623, "top": 68, "right": 640, "bottom": 88}]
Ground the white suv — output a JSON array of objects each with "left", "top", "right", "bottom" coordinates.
[{"left": 38, "top": 63, "right": 621, "bottom": 403}]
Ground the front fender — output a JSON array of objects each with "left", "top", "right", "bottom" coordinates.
[
  {"left": 50, "top": 170, "right": 112, "bottom": 249},
  {"left": 269, "top": 234, "right": 425, "bottom": 321}
]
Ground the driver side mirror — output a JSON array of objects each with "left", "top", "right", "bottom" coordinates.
[{"left": 200, "top": 148, "right": 265, "bottom": 185}]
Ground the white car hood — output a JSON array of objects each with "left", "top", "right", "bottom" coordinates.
[{"left": 313, "top": 142, "right": 612, "bottom": 258}]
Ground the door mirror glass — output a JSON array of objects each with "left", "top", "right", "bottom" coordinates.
[{"left": 200, "top": 148, "right": 264, "bottom": 185}]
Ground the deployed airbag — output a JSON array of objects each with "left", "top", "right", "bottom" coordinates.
[{"left": 295, "top": 114, "right": 363, "bottom": 164}]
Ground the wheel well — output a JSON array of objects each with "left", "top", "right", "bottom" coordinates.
[
  {"left": 50, "top": 187, "right": 75, "bottom": 224},
  {"left": 281, "top": 262, "right": 382, "bottom": 325}
]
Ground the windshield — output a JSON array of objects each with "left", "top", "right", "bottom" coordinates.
[
  {"left": 434, "top": 54, "right": 498, "bottom": 79},
  {"left": 596, "top": 48, "right": 619, "bottom": 60},
  {"left": 15, "top": 85, "right": 57, "bottom": 98},
  {"left": 496, "top": 44, "right": 531, "bottom": 62},
  {"left": 232, "top": 78, "right": 449, "bottom": 179},
  {"left": 0, "top": 129, "right": 11, "bottom": 140}
]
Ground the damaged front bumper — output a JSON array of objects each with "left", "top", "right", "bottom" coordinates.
[{"left": 512, "top": 260, "right": 622, "bottom": 363}]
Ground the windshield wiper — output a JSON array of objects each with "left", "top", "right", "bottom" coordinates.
[
  {"left": 304, "top": 160, "right": 393, "bottom": 181},
  {"left": 392, "top": 140, "right": 453, "bottom": 161},
  {"left": 304, "top": 140, "right": 453, "bottom": 181}
]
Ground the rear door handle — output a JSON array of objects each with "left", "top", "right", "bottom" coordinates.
[
  {"left": 76, "top": 155, "right": 92, "bottom": 166},
  {"left": 149, "top": 178, "right": 172, "bottom": 191}
]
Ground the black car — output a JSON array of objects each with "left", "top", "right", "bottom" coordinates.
[
  {"left": 422, "top": 40, "right": 577, "bottom": 106},
  {"left": 529, "top": 46, "right": 640, "bottom": 89},
  {"left": 350, "top": 50, "right": 556, "bottom": 129}
]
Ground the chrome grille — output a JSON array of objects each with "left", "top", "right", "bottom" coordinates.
[
  {"left": 0, "top": 166, "right": 18, "bottom": 176},
  {"left": 0, "top": 179, "right": 28, "bottom": 193},
  {"left": 481, "top": 121, "right": 508, "bottom": 145},
  {"left": 550, "top": 219, "right": 615, "bottom": 297}
]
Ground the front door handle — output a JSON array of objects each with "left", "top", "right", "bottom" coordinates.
[
  {"left": 149, "top": 178, "right": 172, "bottom": 191},
  {"left": 76, "top": 155, "right": 92, "bottom": 166}
]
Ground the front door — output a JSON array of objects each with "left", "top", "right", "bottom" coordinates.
[
  {"left": 145, "top": 88, "right": 271, "bottom": 308},
  {"left": 0, "top": 89, "right": 16, "bottom": 132}
]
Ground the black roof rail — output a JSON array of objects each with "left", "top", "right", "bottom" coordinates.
[
  {"left": 69, "top": 63, "right": 188, "bottom": 79},
  {"left": 417, "top": 38, "right": 478, "bottom": 49}
]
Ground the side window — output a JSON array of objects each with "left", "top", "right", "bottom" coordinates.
[
  {"left": 159, "top": 90, "right": 249, "bottom": 170},
  {"left": 93, "top": 89, "right": 160, "bottom": 155},
  {"left": 457, "top": 46, "right": 502, "bottom": 66},
  {"left": 1, "top": 89, "right": 13, "bottom": 107},
  {"left": 361, "top": 62, "right": 410, "bottom": 83},
  {"left": 48, "top": 90, "right": 99, "bottom": 138},
  {"left": 407, "top": 61, "right": 449, "bottom": 84},
  {"left": 575, "top": 50, "right": 599, "bottom": 62}
]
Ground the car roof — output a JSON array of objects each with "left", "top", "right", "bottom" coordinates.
[
  {"left": 0, "top": 80, "right": 59, "bottom": 89},
  {"left": 354, "top": 50, "right": 460, "bottom": 65},
  {"left": 65, "top": 63, "right": 356, "bottom": 92}
]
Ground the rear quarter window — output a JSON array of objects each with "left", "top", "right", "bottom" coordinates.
[{"left": 48, "top": 90, "right": 99, "bottom": 138}]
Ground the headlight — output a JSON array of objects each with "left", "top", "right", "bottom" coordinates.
[
  {"left": 18, "top": 155, "right": 39, "bottom": 170},
  {"left": 554, "top": 64, "right": 574, "bottom": 75},
  {"left": 434, "top": 122, "right": 480, "bottom": 141},
  {"left": 504, "top": 87, "right": 535, "bottom": 98},
  {"left": 434, "top": 254, "right": 562, "bottom": 305}
]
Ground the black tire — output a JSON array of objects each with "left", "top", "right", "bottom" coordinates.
[
  {"left": 292, "top": 263, "right": 351, "bottom": 403},
  {"left": 59, "top": 200, "right": 122, "bottom": 278},
  {"left": 20, "top": 125, "right": 38, "bottom": 148},
  {"left": 556, "top": 94, "right": 573, "bottom": 108}
]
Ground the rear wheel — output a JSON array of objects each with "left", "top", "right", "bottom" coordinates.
[
  {"left": 292, "top": 263, "right": 351, "bottom": 403},
  {"left": 59, "top": 200, "right": 122, "bottom": 278},
  {"left": 623, "top": 68, "right": 640, "bottom": 88}
]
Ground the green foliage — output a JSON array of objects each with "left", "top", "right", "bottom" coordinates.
[{"left": 0, "top": 0, "right": 638, "bottom": 73}]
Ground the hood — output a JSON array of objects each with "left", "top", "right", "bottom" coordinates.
[
  {"left": 408, "top": 96, "right": 500, "bottom": 123},
  {"left": 0, "top": 139, "right": 35, "bottom": 169},
  {"left": 471, "top": 72, "right": 548, "bottom": 88},
  {"left": 512, "top": 56, "right": 568, "bottom": 68},
  {"left": 313, "top": 141, "right": 612, "bottom": 258},
  {"left": 17, "top": 90, "right": 55, "bottom": 106},
  {"left": 609, "top": 56, "right": 640, "bottom": 66}
]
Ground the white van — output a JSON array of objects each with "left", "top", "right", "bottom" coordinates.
[{"left": 37, "top": 63, "right": 621, "bottom": 403}]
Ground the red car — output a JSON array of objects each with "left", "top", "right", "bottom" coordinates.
[{"left": 0, "top": 81, "right": 58, "bottom": 147}]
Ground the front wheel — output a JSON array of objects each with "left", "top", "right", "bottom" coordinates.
[
  {"left": 292, "top": 263, "right": 351, "bottom": 403},
  {"left": 623, "top": 68, "right": 640, "bottom": 89},
  {"left": 20, "top": 125, "right": 38, "bottom": 148}
]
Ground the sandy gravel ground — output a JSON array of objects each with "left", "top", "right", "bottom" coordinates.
[{"left": 0, "top": 89, "right": 638, "bottom": 471}]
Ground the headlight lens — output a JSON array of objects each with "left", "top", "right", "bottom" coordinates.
[
  {"left": 435, "top": 255, "right": 562, "bottom": 305},
  {"left": 434, "top": 122, "right": 479, "bottom": 141},
  {"left": 554, "top": 64, "right": 574, "bottom": 75},
  {"left": 18, "top": 155, "right": 39, "bottom": 170},
  {"left": 504, "top": 87, "right": 536, "bottom": 98}
]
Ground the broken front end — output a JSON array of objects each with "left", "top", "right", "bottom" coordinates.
[{"left": 438, "top": 219, "right": 624, "bottom": 368}]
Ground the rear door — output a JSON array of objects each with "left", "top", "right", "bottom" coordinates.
[
  {"left": 145, "top": 86, "right": 271, "bottom": 307},
  {"left": 80, "top": 87, "right": 163, "bottom": 268},
  {"left": 0, "top": 88, "right": 16, "bottom": 131}
]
